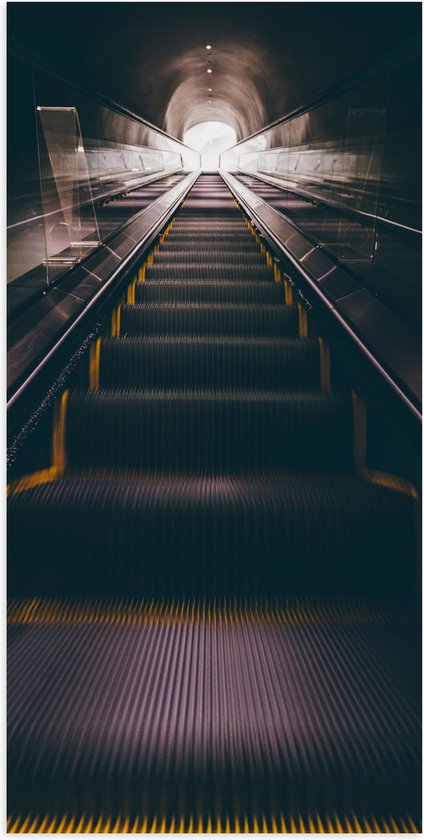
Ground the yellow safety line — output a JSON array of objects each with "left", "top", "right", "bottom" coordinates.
[
  {"left": 362, "top": 468, "right": 419, "bottom": 501},
  {"left": 51, "top": 389, "right": 69, "bottom": 472},
  {"left": 138, "top": 262, "right": 146, "bottom": 282},
  {"left": 7, "top": 817, "right": 20, "bottom": 833},
  {"left": 64, "top": 815, "right": 75, "bottom": 833},
  {"left": 284, "top": 277, "right": 293, "bottom": 304},
  {"left": 351, "top": 391, "right": 367, "bottom": 472},
  {"left": 7, "top": 466, "right": 61, "bottom": 497},
  {"left": 273, "top": 262, "right": 281, "bottom": 283},
  {"left": 37, "top": 815, "right": 50, "bottom": 832},
  {"left": 8, "top": 595, "right": 416, "bottom": 629},
  {"left": 319, "top": 337, "right": 331, "bottom": 390},
  {"left": 126, "top": 278, "right": 137, "bottom": 304},
  {"left": 111, "top": 304, "right": 121, "bottom": 337},
  {"left": 88, "top": 337, "right": 101, "bottom": 390},
  {"left": 45, "top": 815, "right": 58, "bottom": 833},
  {"left": 297, "top": 303, "right": 308, "bottom": 337},
  {"left": 2, "top": 811, "right": 407, "bottom": 834}
]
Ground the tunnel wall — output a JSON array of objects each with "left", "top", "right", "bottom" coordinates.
[{"left": 222, "top": 51, "right": 421, "bottom": 231}]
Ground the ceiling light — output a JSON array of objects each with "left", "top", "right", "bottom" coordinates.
[
  {"left": 207, "top": 68, "right": 212, "bottom": 74},
  {"left": 208, "top": 88, "right": 212, "bottom": 92},
  {"left": 206, "top": 45, "right": 212, "bottom": 50}
]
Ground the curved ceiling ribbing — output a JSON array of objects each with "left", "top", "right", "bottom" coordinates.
[
  {"left": 162, "top": 43, "right": 269, "bottom": 139},
  {"left": 8, "top": 3, "right": 420, "bottom": 143}
]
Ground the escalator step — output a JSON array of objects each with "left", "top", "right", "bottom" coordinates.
[
  {"left": 135, "top": 281, "right": 283, "bottom": 304},
  {"left": 166, "top": 232, "right": 253, "bottom": 240},
  {"left": 98, "top": 337, "right": 322, "bottom": 389},
  {"left": 7, "top": 598, "right": 420, "bottom": 825},
  {"left": 8, "top": 473, "right": 417, "bottom": 597},
  {"left": 65, "top": 390, "right": 356, "bottom": 473},
  {"left": 120, "top": 303, "right": 299, "bottom": 336},
  {"left": 7, "top": 173, "right": 420, "bottom": 832},
  {"left": 7, "top": 813, "right": 420, "bottom": 835},
  {"left": 153, "top": 251, "right": 266, "bottom": 266},
  {"left": 159, "top": 242, "right": 260, "bottom": 253},
  {"left": 145, "top": 264, "right": 274, "bottom": 281}
]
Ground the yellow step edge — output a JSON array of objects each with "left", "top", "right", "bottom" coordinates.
[
  {"left": 111, "top": 304, "right": 122, "bottom": 337},
  {"left": 284, "top": 277, "right": 293, "bottom": 304},
  {"left": 51, "top": 389, "right": 69, "bottom": 473},
  {"left": 7, "top": 466, "right": 62, "bottom": 497},
  {"left": 297, "top": 303, "right": 308, "bottom": 337},
  {"left": 8, "top": 596, "right": 416, "bottom": 628},
  {"left": 89, "top": 337, "right": 102, "bottom": 390},
  {"left": 6, "top": 812, "right": 420, "bottom": 833},
  {"left": 126, "top": 279, "right": 137, "bottom": 304},
  {"left": 362, "top": 468, "right": 419, "bottom": 501}
]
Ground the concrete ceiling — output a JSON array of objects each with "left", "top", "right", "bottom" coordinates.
[{"left": 8, "top": 2, "right": 421, "bottom": 141}]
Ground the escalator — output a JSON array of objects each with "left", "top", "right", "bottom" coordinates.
[
  {"left": 7, "top": 171, "right": 186, "bottom": 321},
  {"left": 7, "top": 174, "right": 420, "bottom": 832},
  {"left": 235, "top": 173, "right": 421, "bottom": 328},
  {"left": 95, "top": 173, "right": 186, "bottom": 235}
]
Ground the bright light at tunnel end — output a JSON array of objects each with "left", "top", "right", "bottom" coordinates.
[{"left": 183, "top": 122, "right": 237, "bottom": 171}]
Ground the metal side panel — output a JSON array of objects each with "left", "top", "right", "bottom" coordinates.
[
  {"left": 220, "top": 169, "right": 421, "bottom": 418},
  {"left": 7, "top": 169, "right": 201, "bottom": 405}
]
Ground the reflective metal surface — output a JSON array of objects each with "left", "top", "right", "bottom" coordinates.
[
  {"left": 221, "top": 169, "right": 421, "bottom": 415},
  {"left": 8, "top": 170, "right": 201, "bottom": 404}
]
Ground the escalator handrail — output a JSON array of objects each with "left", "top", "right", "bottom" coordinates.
[
  {"left": 220, "top": 168, "right": 421, "bottom": 424},
  {"left": 7, "top": 169, "right": 201, "bottom": 412},
  {"left": 238, "top": 169, "right": 422, "bottom": 237}
]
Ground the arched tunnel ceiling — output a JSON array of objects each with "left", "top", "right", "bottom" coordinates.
[{"left": 8, "top": 2, "right": 420, "bottom": 143}]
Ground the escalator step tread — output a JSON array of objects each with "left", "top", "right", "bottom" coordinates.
[
  {"left": 159, "top": 243, "right": 260, "bottom": 251},
  {"left": 98, "top": 336, "right": 322, "bottom": 388},
  {"left": 135, "top": 281, "right": 283, "bottom": 303},
  {"left": 145, "top": 266, "right": 275, "bottom": 281},
  {"left": 8, "top": 472, "right": 416, "bottom": 597},
  {"left": 120, "top": 303, "right": 299, "bottom": 336},
  {"left": 8, "top": 597, "right": 420, "bottom": 824},
  {"left": 7, "top": 173, "right": 420, "bottom": 831},
  {"left": 64, "top": 389, "right": 356, "bottom": 472},
  {"left": 153, "top": 253, "right": 266, "bottom": 265}
]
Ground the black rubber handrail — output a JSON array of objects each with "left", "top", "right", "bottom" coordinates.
[
  {"left": 220, "top": 168, "right": 421, "bottom": 425},
  {"left": 239, "top": 170, "right": 421, "bottom": 237},
  {"left": 7, "top": 169, "right": 201, "bottom": 413}
]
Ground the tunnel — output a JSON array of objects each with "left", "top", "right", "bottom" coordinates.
[{"left": 6, "top": 2, "right": 422, "bottom": 834}]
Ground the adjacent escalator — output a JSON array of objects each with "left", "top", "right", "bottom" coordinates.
[{"left": 235, "top": 173, "right": 421, "bottom": 327}]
